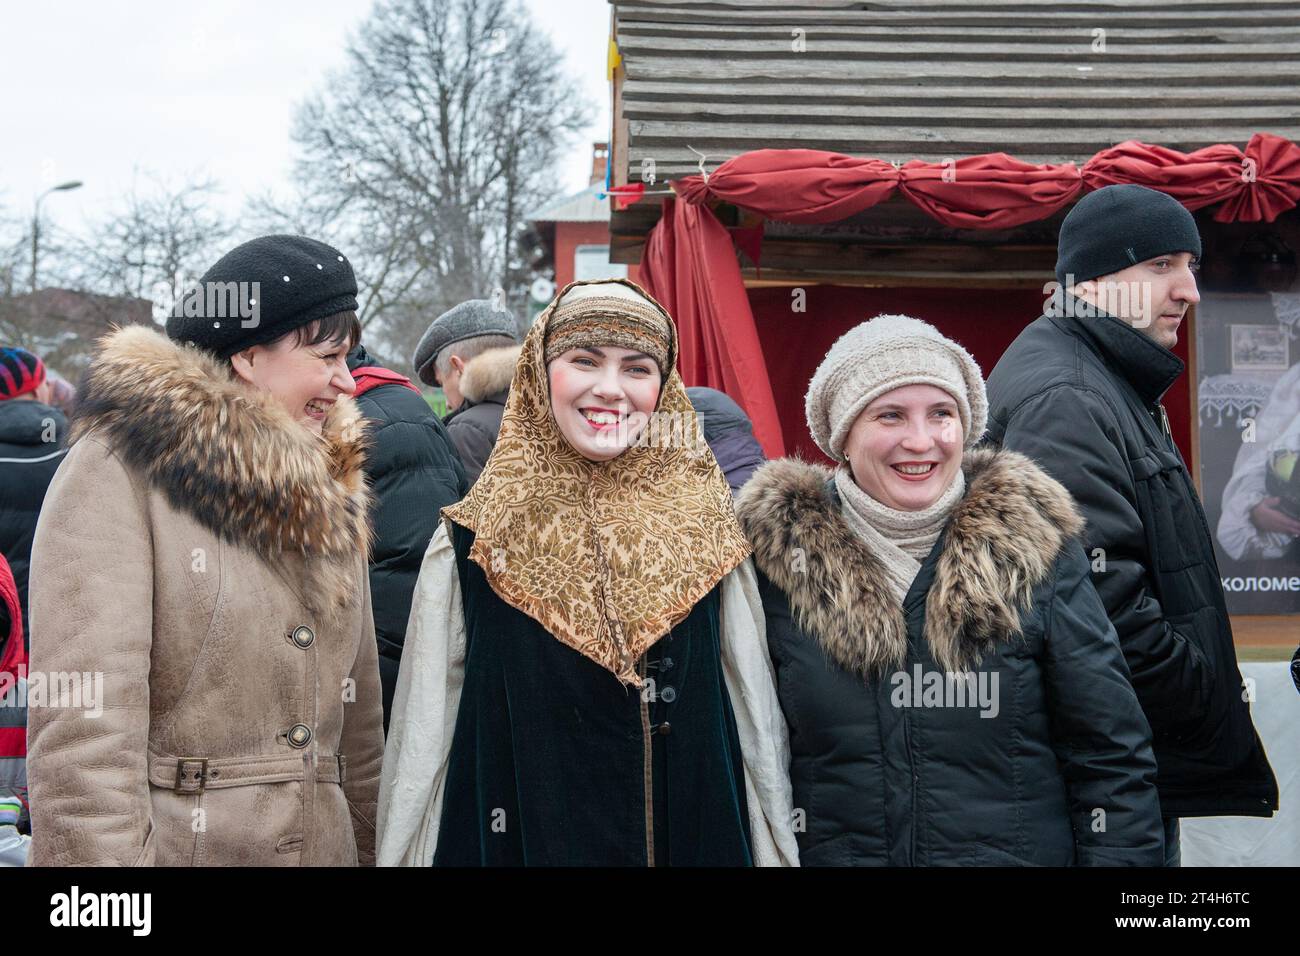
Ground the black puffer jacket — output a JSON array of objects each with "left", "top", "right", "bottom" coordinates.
[
  {"left": 736, "top": 449, "right": 1163, "bottom": 867},
  {"left": 985, "top": 303, "right": 1277, "bottom": 819},
  {"left": 687, "top": 387, "right": 766, "bottom": 494},
  {"left": 0, "top": 399, "right": 67, "bottom": 646},
  {"left": 348, "top": 345, "right": 467, "bottom": 732}
]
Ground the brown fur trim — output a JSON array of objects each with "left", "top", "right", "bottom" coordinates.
[
  {"left": 736, "top": 448, "right": 1083, "bottom": 676},
  {"left": 459, "top": 345, "right": 521, "bottom": 403},
  {"left": 72, "top": 325, "right": 372, "bottom": 614},
  {"left": 736, "top": 457, "right": 908, "bottom": 677}
]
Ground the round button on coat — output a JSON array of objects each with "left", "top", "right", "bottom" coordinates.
[
  {"left": 288, "top": 724, "right": 312, "bottom": 748},
  {"left": 656, "top": 722, "right": 672, "bottom": 736},
  {"left": 290, "top": 625, "right": 315, "bottom": 648}
]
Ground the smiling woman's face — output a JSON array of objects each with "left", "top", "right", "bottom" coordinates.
[
  {"left": 547, "top": 345, "right": 663, "bottom": 461},
  {"left": 230, "top": 322, "right": 357, "bottom": 435},
  {"left": 842, "top": 383, "right": 964, "bottom": 511}
]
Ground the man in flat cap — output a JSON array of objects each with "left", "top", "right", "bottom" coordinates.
[{"left": 412, "top": 300, "right": 520, "bottom": 485}]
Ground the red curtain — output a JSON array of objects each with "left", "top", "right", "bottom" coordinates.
[
  {"left": 638, "top": 138, "right": 1299, "bottom": 457},
  {"left": 638, "top": 198, "right": 786, "bottom": 457}
]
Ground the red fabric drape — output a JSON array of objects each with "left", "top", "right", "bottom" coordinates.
[
  {"left": 673, "top": 148, "right": 899, "bottom": 225},
  {"left": 898, "top": 154, "right": 1083, "bottom": 229},
  {"left": 639, "top": 198, "right": 786, "bottom": 457},
  {"left": 1215, "top": 133, "right": 1300, "bottom": 223},
  {"left": 1082, "top": 140, "right": 1251, "bottom": 212},
  {"left": 675, "top": 138, "right": 1300, "bottom": 227},
  {"left": 1083, "top": 135, "right": 1300, "bottom": 223}
]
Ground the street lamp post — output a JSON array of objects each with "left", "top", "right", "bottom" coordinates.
[{"left": 31, "top": 180, "right": 83, "bottom": 293}]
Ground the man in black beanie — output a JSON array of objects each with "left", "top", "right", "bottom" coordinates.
[{"left": 986, "top": 185, "right": 1278, "bottom": 865}]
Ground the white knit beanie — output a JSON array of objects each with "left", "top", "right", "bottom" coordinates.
[{"left": 805, "top": 314, "right": 987, "bottom": 462}]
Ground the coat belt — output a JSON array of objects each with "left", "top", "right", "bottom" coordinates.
[{"left": 149, "top": 753, "right": 347, "bottom": 793}]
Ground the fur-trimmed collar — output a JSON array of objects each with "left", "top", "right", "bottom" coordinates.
[
  {"left": 459, "top": 345, "right": 520, "bottom": 404},
  {"left": 73, "top": 325, "right": 372, "bottom": 614},
  {"left": 736, "top": 448, "right": 1083, "bottom": 676}
]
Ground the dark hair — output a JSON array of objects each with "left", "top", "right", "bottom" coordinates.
[{"left": 279, "top": 310, "right": 362, "bottom": 352}]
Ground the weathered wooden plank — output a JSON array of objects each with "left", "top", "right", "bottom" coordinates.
[
  {"left": 626, "top": 119, "right": 1297, "bottom": 149},
  {"left": 615, "top": 5, "right": 1300, "bottom": 28},
  {"left": 619, "top": 22, "right": 1299, "bottom": 45},
  {"left": 616, "top": 0, "right": 1293, "bottom": 10},
  {"left": 615, "top": 54, "right": 1300, "bottom": 83},
  {"left": 618, "top": 35, "right": 1300, "bottom": 63},
  {"left": 616, "top": 80, "right": 1300, "bottom": 113},
  {"left": 622, "top": 79, "right": 1300, "bottom": 107},
  {"left": 623, "top": 102, "right": 1298, "bottom": 129}
]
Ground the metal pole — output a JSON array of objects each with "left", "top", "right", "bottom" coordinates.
[{"left": 30, "top": 181, "right": 83, "bottom": 293}]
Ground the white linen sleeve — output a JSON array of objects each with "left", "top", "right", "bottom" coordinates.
[
  {"left": 718, "top": 557, "right": 800, "bottom": 867},
  {"left": 375, "top": 521, "right": 466, "bottom": 867}
]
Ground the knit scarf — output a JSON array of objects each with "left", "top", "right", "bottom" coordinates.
[
  {"left": 442, "top": 279, "right": 751, "bottom": 685},
  {"left": 833, "top": 465, "right": 966, "bottom": 603}
]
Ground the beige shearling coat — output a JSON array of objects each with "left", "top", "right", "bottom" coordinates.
[{"left": 25, "top": 326, "right": 384, "bottom": 866}]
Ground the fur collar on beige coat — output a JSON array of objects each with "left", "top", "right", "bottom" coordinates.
[{"left": 25, "top": 326, "right": 385, "bottom": 866}]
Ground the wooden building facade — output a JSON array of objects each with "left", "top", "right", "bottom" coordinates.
[{"left": 605, "top": 0, "right": 1300, "bottom": 646}]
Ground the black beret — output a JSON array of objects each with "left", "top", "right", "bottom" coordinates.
[{"left": 165, "top": 235, "right": 358, "bottom": 358}]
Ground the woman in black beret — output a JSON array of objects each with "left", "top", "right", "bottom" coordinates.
[{"left": 25, "top": 235, "right": 386, "bottom": 866}]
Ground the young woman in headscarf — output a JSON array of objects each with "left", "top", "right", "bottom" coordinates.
[
  {"left": 735, "top": 314, "right": 1164, "bottom": 866},
  {"left": 377, "top": 279, "right": 797, "bottom": 867}
]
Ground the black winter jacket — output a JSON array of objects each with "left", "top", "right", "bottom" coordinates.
[
  {"left": 0, "top": 399, "right": 67, "bottom": 646},
  {"left": 348, "top": 346, "right": 467, "bottom": 732},
  {"left": 985, "top": 303, "right": 1277, "bottom": 819},
  {"left": 687, "top": 387, "right": 766, "bottom": 494},
  {"left": 736, "top": 449, "right": 1164, "bottom": 867}
]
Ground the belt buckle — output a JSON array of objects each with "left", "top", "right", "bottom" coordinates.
[{"left": 174, "top": 757, "right": 208, "bottom": 794}]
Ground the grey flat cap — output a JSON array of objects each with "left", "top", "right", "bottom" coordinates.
[{"left": 412, "top": 299, "right": 519, "bottom": 385}]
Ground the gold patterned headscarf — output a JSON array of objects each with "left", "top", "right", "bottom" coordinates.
[{"left": 442, "top": 278, "right": 751, "bottom": 685}]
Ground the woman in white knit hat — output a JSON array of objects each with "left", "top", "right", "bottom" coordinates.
[{"left": 735, "top": 314, "right": 1164, "bottom": 866}]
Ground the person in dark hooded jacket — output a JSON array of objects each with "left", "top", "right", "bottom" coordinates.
[
  {"left": 687, "top": 387, "right": 766, "bottom": 495},
  {"left": 985, "top": 186, "right": 1277, "bottom": 863},
  {"left": 348, "top": 343, "right": 467, "bottom": 732},
  {"left": 737, "top": 314, "right": 1163, "bottom": 866},
  {"left": 0, "top": 347, "right": 67, "bottom": 645}
]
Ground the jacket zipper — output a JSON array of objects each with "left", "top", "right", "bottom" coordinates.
[
  {"left": 638, "top": 652, "right": 655, "bottom": 867},
  {"left": 1155, "top": 402, "right": 1173, "bottom": 441},
  {"left": 901, "top": 701, "right": 918, "bottom": 865}
]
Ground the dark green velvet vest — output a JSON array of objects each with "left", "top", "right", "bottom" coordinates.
[{"left": 433, "top": 521, "right": 753, "bottom": 866}]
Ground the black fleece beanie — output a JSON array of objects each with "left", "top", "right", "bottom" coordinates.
[{"left": 1055, "top": 184, "right": 1202, "bottom": 289}]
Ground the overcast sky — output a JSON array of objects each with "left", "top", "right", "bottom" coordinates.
[{"left": 1, "top": 0, "right": 612, "bottom": 235}]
